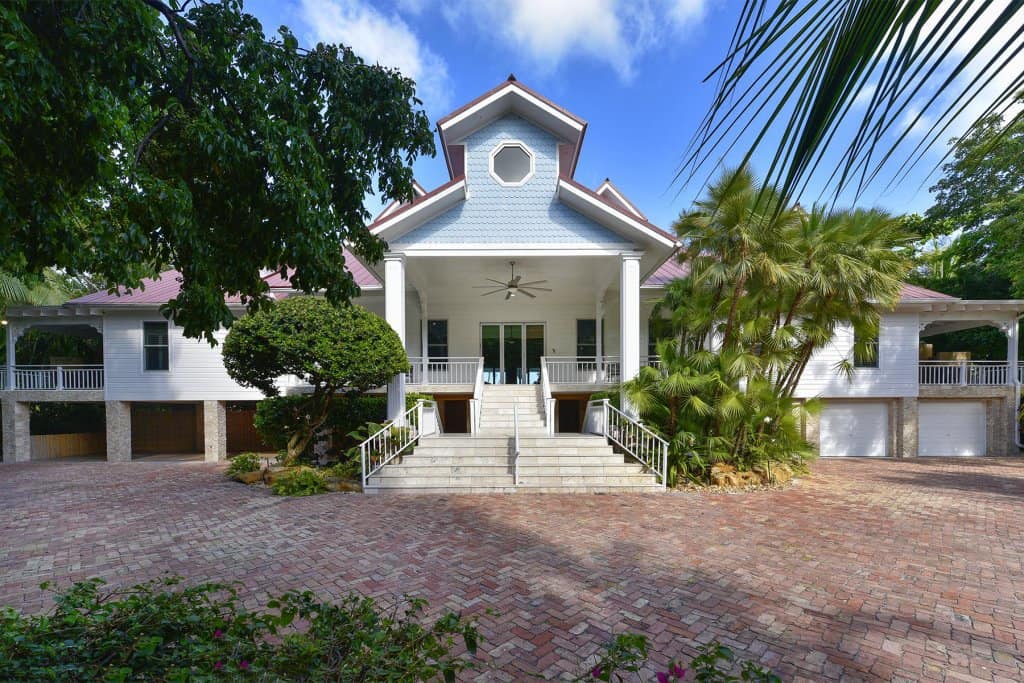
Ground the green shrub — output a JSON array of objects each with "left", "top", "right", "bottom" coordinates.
[
  {"left": 270, "top": 467, "right": 328, "bottom": 496},
  {"left": 225, "top": 452, "right": 263, "bottom": 477},
  {"left": 581, "top": 635, "right": 780, "bottom": 682},
  {"left": 0, "top": 577, "right": 479, "bottom": 682}
]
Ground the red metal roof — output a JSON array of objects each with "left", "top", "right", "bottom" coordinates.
[
  {"left": 898, "top": 283, "right": 956, "bottom": 300},
  {"left": 67, "top": 250, "right": 380, "bottom": 306}
]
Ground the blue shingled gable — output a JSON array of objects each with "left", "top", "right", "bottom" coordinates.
[{"left": 393, "top": 116, "right": 632, "bottom": 247}]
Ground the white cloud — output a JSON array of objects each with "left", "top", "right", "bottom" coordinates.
[
  {"left": 300, "top": 0, "right": 452, "bottom": 111},
  {"left": 852, "top": 82, "right": 876, "bottom": 109},
  {"left": 441, "top": 0, "right": 710, "bottom": 81}
]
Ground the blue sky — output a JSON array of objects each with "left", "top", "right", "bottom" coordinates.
[{"left": 242, "top": 0, "right": 994, "bottom": 230}]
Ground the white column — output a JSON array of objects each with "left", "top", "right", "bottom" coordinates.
[
  {"left": 595, "top": 296, "right": 604, "bottom": 367},
  {"left": 1006, "top": 318, "right": 1019, "bottom": 385},
  {"left": 384, "top": 254, "right": 407, "bottom": 421},
  {"left": 620, "top": 253, "right": 642, "bottom": 415},
  {"left": 420, "top": 293, "right": 428, "bottom": 383}
]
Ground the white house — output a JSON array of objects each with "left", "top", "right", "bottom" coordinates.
[{"left": 2, "top": 78, "right": 1022, "bottom": 491}]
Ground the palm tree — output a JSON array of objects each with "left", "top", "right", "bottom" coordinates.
[
  {"left": 0, "top": 272, "right": 31, "bottom": 308},
  {"left": 625, "top": 166, "right": 912, "bottom": 482},
  {"left": 682, "top": 1, "right": 1024, "bottom": 207}
]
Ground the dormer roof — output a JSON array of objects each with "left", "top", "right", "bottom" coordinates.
[{"left": 437, "top": 75, "right": 588, "bottom": 179}]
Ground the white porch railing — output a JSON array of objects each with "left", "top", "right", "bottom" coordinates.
[
  {"left": 544, "top": 356, "right": 621, "bottom": 385},
  {"left": 360, "top": 399, "right": 437, "bottom": 487},
  {"left": 641, "top": 355, "right": 662, "bottom": 369},
  {"left": 919, "top": 360, "right": 1011, "bottom": 386},
  {"left": 406, "top": 357, "right": 480, "bottom": 385},
  {"left": 585, "top": 399, "right": 668, "bottom": 488},
  {"left": 7, "top": 365, "right": 104, "bottom": 391},
  {"left": 469, "top": 358, "right": 484, "bottom": 434},
  {"left": 539, "top": 358, "right": 555, "bottom": 435}
]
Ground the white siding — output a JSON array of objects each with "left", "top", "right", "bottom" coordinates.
[
  {"left": 102, "top": 312, "right": 262, "bottom": 401},
  {"left": 794, "top": 313, "right": 920, "bottom": 398}
]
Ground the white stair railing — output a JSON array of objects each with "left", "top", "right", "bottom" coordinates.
[
  {"left": 512, "top": 402, "right": 521, "bottom": 484},
  {"left": 360, "top": 399, "right": 436, "bottom": 487},
  {"left": 469, "top": 358, "right": 484, "bottom": 434},
  {"left": 586, "top": 398, "right": 668, "bottom": 488},
  {"left": 540, "top": 357, "right": 555, "bottom": 435}
]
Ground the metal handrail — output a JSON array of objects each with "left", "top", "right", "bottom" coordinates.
[
  {"left": 540, "top": 357, "right": 555, "bottom": 435},
  {"left": 512, "top": 402, "right": 521, "bottom": 484},
  {"left": 469, "top": 358, "right": 484, "bottom": 434},
  {"left": 587, "top": 398, "right": 668, "bottom": 488},
  {"left": 360, "top": 399, "right": 433, "bottom": 487}
]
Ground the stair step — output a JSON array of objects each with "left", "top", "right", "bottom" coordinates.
[
  {"left": 517, "top": 474, "right": 659, "bottom": 486},
  {"left": 367, "top": 475, "right": 516, "bottom": 487},
  {"left": 366, "top": 486, "right": 521, "bottom": 495},
  {"left": 374, "top": 465, "right": 512, "bottom": 477}
]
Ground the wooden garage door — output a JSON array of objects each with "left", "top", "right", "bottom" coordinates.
[
  {"left": 819, "top": 402, "right": 888, "bottom": 457},
  {"left": 131, "top": 404, "right": 200, "bottom": 454},
  {"left": 919, "top": 401, "right": 986, "bottom": 456}
]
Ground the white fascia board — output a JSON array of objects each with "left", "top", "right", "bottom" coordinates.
[
  {"left": 369, "top": 180, "right": 467, "bottom": 241},
  {"left": 595, "top": 180, "right": 646, "bottom": 220},
  {"left": 439, "top": 88, "right": 584, "bottom": 142},
  {"left": 557, "top": 179, "right": 676, "bottom": 249},
  {"left": 396, "top": 245, "right": 633, "bottom": 257}
]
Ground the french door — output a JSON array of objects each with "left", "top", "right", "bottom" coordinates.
[{"left": 481, "top": 323, "right": 544, "bottom": 384}]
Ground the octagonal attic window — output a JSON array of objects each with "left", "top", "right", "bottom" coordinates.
[{"left": 489, "top": 142, "right": 534, "bottom": 186}]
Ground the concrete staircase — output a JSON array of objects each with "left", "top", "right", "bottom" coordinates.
[{"left": 364, "top": 385, "right": 662, "bottom": 494}]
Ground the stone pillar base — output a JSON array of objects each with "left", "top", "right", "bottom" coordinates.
[
  {"left": 2, "top": 400, "right": 31, "bottom": 463},
  {"left": 105, "top": 401, "right": 132, "bottom": 462},
  {"left": 897, "top": 397, "right": 918, "bottom": 458},
  {"left": 203, "top": 400, "right": 227, "bottom": 462}
]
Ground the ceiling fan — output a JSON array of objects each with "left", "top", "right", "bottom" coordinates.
[{"left": 473, "top": 261, "right": 551, "bottom": 300}]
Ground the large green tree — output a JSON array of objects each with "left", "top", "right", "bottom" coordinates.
[
  {"left": 222, "top": 296, "right": 408, "bottom": 464},
  {"left": 0, "top": 0, "right": 434, "bottom": 341},
  {"left": 923, "top": 104, "right": 1024, "bottom": 295}
]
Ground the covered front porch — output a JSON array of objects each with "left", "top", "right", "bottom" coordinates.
[{"left": 369, "top": 252, "right": 661, "bottom": 427}]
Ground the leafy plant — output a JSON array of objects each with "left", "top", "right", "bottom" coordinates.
[
  {"left": 578, "top": 636, "right": 779, "bottom": 683},
  {"left": 225, "top": 452, "right": 263, "bottom": 478},
  {"left": 224, "top": 296, "right": 409, "bottom": 465},
  {"left": 1, "top": 0, "right": 434, "bottom": 340},
  {"left": 627, "top": 166, "right": 909, "bottom": 483},
  {"left": 0, "top": 577, "right": 479, "bottom": 682},
  {"left": 270, "top": 467, "right": 328, "bottom": 497}
]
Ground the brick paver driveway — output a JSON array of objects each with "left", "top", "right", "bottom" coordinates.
[{"left": 2, "top": 458, "right": 1023, "bottom": 681}]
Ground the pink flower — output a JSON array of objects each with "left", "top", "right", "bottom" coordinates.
[
  {"left": 591, "top": 665, "right": 603, "bottom": 678},
  {"left": 213, "top": 629, "right": 223, "bottom": 639},
  {"left": 657, "top": 672, "right": 670, "bottom": 683},
  {"left": 670, "top": 663, "right": 687, "bottom": 679},
  {"left": 239, "top": 660, "right": 250, "bottom": 671},
  {"left": 213, "top": 662, "right": 223, "bottom": 671}
]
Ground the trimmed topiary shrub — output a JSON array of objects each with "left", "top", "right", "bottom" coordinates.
[{"left": 223, "top": 297, "right": 409, "bottom": 465}]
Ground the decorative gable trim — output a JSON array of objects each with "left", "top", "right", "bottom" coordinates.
[
  {"left": 557, "top": 178, "right": 677, "bottom": 247},
  {"left": 596, "top": 179, "right": 647, "bottom": 221},
  {"left": 368, "top": 177, "right": 467, "bottom": 239}
]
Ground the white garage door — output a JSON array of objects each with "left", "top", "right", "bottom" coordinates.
[
  {"left": 919, "top": 401, "right": 986, "bottom": 456},
  {"left": 819, "top": 402, "right": 888, "bottom": 457}
]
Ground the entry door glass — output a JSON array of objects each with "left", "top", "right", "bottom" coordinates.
[
  {"left": 482, "top": 324, "right": 501, "bottom": 384},
  {"left": 503, "top": 325, "right": 523, "bottom": 384},
  {"left": 525, "top": 324, "right": 544, "bottom": 384}
]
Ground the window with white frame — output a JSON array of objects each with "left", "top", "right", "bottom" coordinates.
[
  {"left": 427, "top": 320, "right": 448, "bottom": 359},
  {"left": 853, "top": 329, "right": 879, "bottom": 368},
  {"left": 143, "top": 321, "right": 170, "bottom": 371},
  {"left": 489, "top": 142, "right": 534, "bottom": 186}
]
